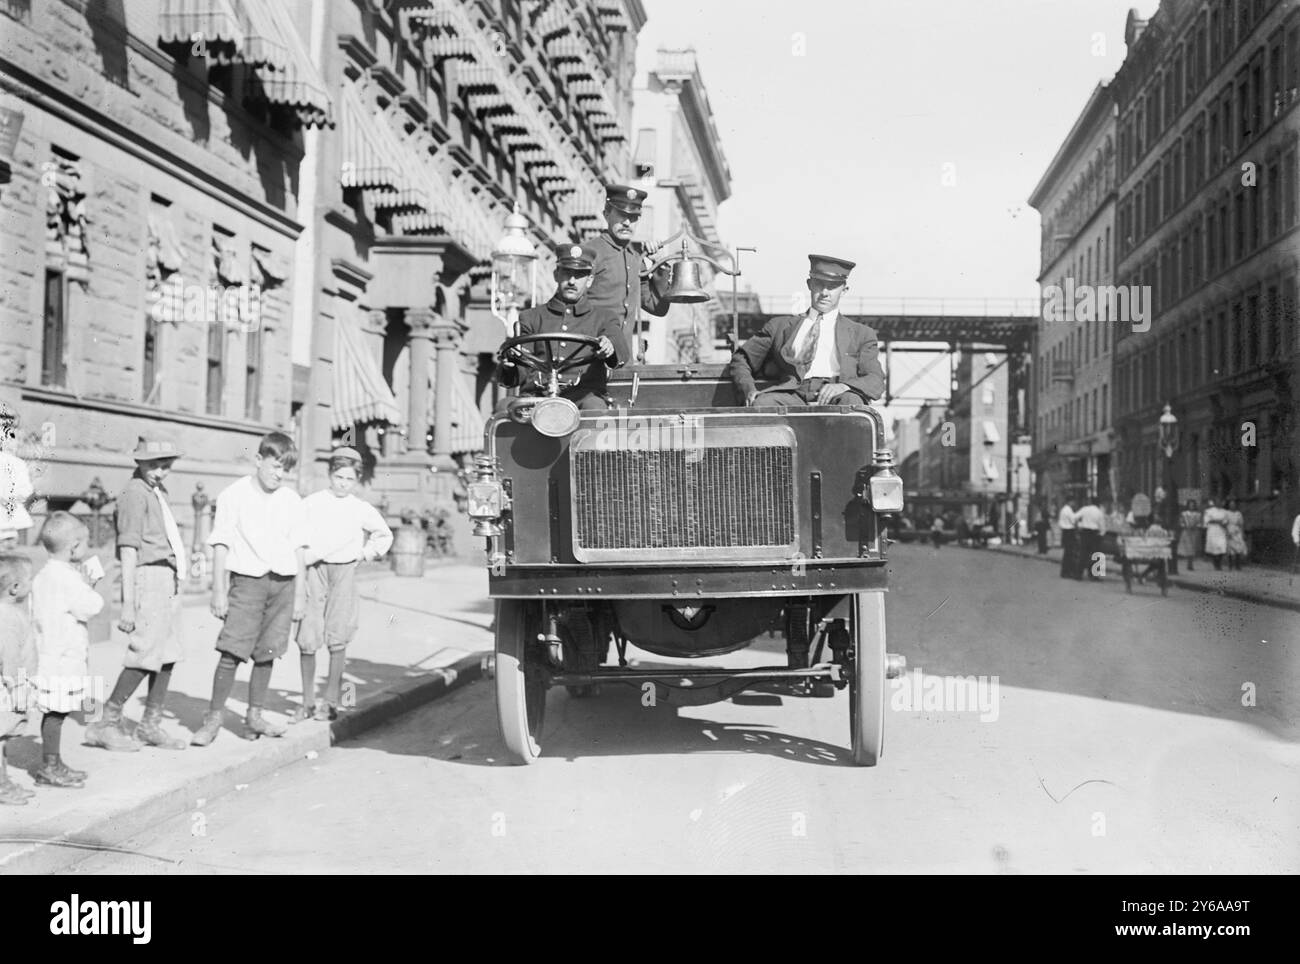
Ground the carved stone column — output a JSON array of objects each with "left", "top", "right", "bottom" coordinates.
[
  {"left": 430, "top": 315, "right": 467, "bottom": 470},
  {"left": 405, "top": 307, "right": 437, "bottom": 458}
]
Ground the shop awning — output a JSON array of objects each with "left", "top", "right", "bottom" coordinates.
[{"left": 333, "top": 316, "right": 401, "bottom": 429}]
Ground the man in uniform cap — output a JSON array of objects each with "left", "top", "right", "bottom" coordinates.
[
  {"left": 728, "top": 254, "right": 885, "bottom": 408},
  {"left": 498, "top": 242, "right": 630, "bottom": 411},
  {"left": 586, "top": 183, "right": 670, "bottom": 354}
]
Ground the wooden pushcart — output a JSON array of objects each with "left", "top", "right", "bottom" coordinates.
[{"left": 1118, "top": 534, "right": 1172, "bottom": 596}]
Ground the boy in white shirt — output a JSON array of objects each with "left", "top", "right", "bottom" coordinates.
[
  {"left": 292, "top": 448, "right": 392, "bottom": 722},
  {"left": 191, "top": 432, "right": 308, "bottom": 746}
]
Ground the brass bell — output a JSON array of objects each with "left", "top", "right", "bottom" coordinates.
[{"left": 663, "top": 241, "right": 711, "bottom": 304}]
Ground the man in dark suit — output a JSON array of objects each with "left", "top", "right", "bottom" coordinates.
[
  {"left": 728, "top": 255, "right": 885, "bottom": 408},
  {"left": 498, "top": 242, "right": 629, "bottom": 411}
]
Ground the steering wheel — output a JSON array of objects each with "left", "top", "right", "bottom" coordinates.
[{"left": 498, "top": 333, "right": 605, "bottom": 395}]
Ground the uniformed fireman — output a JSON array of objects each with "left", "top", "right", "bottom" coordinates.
[
  {"left": 586, "top": 183, "right": 669, "bottom": 352},
  {"left": 498, "top": 242, "right": 630, "bottom": 411}
]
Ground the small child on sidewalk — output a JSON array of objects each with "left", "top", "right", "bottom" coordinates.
[
  {"left": 191, "top": 431, "right": 308, "bottom": 746},
  {"left": 293, "top": 447, "right": 393, "bottom": 722},
  {"left": 0, "top": 553, "right": 37, "bottom": 804},
  {"left": 31, "top": 512, "right": 105, "bottom": 787},
  {"left": 84, "top": 437, "right": 189, "bottom": 752}
]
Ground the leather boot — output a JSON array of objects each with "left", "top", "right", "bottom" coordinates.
[
  {"left": 83, "top": 702, "right": 142, "bottom": 752},
  {"left": 244, "top": 707, "right": 286, "bottom": 740},
  {"left": 190, "top": 710, "right": 224, "bottom": 747},
  {"left": 137, "top": 707, "right": 187, "bottom": 750}
]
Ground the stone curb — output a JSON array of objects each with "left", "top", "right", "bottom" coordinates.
[
  {"left": 0, "top": 652, "right": 487, "bottom": 875},
  {"left": 982, "top": 544, "right": 1300, "bottom": 614}
]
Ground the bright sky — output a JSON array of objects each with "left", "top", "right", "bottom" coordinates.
[{"left": 635, "top": 0, "right": 1160, "bottom": 418}]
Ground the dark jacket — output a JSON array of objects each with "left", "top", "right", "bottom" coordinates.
[
  {"left": 500, "top": 294, "right": 629, "bottom": 398},
  {"left": 727, "top": 312, "right": 886, "bottom": 404},
  {"left": 587, "top": 230, "right": 669, "bottom": 341}
]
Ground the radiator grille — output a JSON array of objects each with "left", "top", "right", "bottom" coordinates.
[{"left": 571, "top": 445, "right": 796, "bottom": 559}]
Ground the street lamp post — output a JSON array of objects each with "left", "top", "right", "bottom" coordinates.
[
  {"left": 1158, "top": 402, "right": 1180, "bottom": 573},
  {"left": 490, "top": 206, "right": 538, "bottom": 338}
]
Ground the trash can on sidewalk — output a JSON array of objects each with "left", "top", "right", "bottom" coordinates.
[{"left": 391, "top": 520, "right": 425, "bottom": 577}]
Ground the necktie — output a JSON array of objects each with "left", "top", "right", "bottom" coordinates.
[
  {"left": 795, "top": 312, "right": 821, "bottom": 377},
  {"left": 153, "top": 486, "right": 188, "bottom": 571}
]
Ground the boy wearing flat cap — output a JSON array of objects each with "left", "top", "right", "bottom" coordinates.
[
  {"left": 85, "top": 436, "right": 189, "bottom": 752},
  {"left": 499, "top": 242, "right": 630, "bottom": 411},
  {"left": 728, "top": 254, "right": 885, "bottom": 408},
  {"left": 587, "top": 183, "right": 670, "bottom": 350}
]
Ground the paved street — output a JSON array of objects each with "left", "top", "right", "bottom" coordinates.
[{"left": 60, "top": 543, "right": 1299, "bottom": 874}]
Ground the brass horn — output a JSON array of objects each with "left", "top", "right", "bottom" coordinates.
[{"left": 662, "top": 240, "right": 711, "bottom": 304}]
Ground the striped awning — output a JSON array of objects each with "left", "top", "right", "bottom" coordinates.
[
  {"left": 159, "top": 0, "right": 332, "bottom": 127},
  {"left": 340, "top": 85, "right": 432, "bottom": 214},
  {"left": 431, "top": 366, "right": 487, "bottom": 455},
  {"left": 158, "top": 0, "right": 254, "bottom": 66},
  {"left": 333, "top": 315, "right": 401, "bottom": 429},
  {"left": 240, "top": 1, "right": 333, "bottom": 128}
]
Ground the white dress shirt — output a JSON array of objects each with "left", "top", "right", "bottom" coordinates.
[
  {"left": 1057, "top": 505, "right": 1076, "bottom": 529},
  {"left": 303, "top": 490, "right": 394, "bottom": 564},
  {"left": 1075, "top": 504, "right": 1104, "bottom": 532},
  {"left": 207, "top": 476, "right": 308, "bottom": 577},
  {"left": 791, "top": 309, "right": 840, "bottom": 378}
]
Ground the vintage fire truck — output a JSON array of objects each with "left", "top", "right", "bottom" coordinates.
[{"left": 466, "top": 279, "right": 906, "bottom": 766}]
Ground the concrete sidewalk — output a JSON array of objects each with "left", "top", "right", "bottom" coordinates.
[
  {"left": 0, "top": 560, "right": 494, "bottom": 874},
  {"left": 981, "top": 541, "right": 1300, "bottom": 612}
]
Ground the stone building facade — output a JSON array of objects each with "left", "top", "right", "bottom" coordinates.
[
  {"left": 1110, "top": 0, "right": 1299, "bottom": 559},
  {"left": 629, "top": 47, "right": 732, "bottom": 365},
  {"left": 298, "top": 0, "right": 649, "bottom": 546},
  {"left": 1027, "top": 83, "right": 1118, "bottom": 512},
  {"left": 0, "top": 0, "right": 652, "bottom": 554},
  {"left": 0, "top": 0, "right": 329, "bottom": 546}
]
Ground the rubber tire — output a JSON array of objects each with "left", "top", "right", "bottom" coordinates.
[
  {"left": 495, "top": 600, "right": 546, "bottom": 764},
  {"left": 849, "top": 591, "right": 886, "bottom": 767}
]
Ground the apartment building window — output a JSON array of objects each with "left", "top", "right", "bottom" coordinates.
[
  {"left": 1288, "top": 20, "right": 1300, "bottom": 105},
  {"left": 1284, "top": 278, "right": 1298, "bottom": 354},
  {"left": 1270, "top": 32, "right": 1284, "bottom": 120},
  {"left": 1101, "top": 384, "right": 1108, "bottom": 429},
  {"left": 1237, "top": 0, "right": 1252, "bottom": 45},
  {"left": 1247, "top": 293, "right": 1260, "bottom": 365},
  {"left": 1284, "top": 148, "right": 1298, "bottom": 227},
  {"left": 1266, "top": 285, "right": 1281, "bottom": 359},
  {"left": 1232, "top": 301, "right": 1245, "bottom": 373},
  {"left": 1174, "top": 47, "right": 1185, "bottom": 115},
  {"left": 1208, "top": 102, "right": 1221, "bottom": 170},
  {"left": 41, "top": 269, "right": 67, "bottom": 388},
  {"left": 1211, "top": 6, "right": 1222, "bottom": 69},
  {"left": 1221, "top": 86, "right": 1234, "bottom": 159},
  {"left": 1104, "top": 227, "right": 1111, "bottom": 274},
  {"left": 1237, "top": 70, "right": 1251, "bottom": 144},
  {"left": 245, "top": 327, "right": 262, "bottom": 421},
  {"left": 1234, "top": 188, "right": 1247, "bottom": 261},
  {"left": 1251, "top": 55, "right": 1264, "bottom": 135},
  {"left": 1196, "top": 15, "right": 1209, "bottom": 90},
  {"left": 207, "top": 226, "right": 234, "bottom": 417},
  {"left": 1151, "top": 77, "right": 1162, "bottom": 139}
]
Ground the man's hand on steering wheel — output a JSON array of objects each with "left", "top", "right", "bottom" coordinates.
[{"left": 596, "top": 335, "right": 615, "bottom": 360}]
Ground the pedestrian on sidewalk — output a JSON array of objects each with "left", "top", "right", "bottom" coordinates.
[
  {"left": 1075, "top": 495, "right": 1104, "bottom": 580},
  {"left": 1176, "top": 499, "right": 1202, "bottom": 572},
  {"left": 1224, "top": 498, "right": 1247, "bottom": 571},
  {"left": 1058, "top": 498, "right": 1079, "bottom": 579},
  {"left": 0, "top": 553, "right": 37, "bottom": 804},
  {"left": 931, "top": 514, "right": 945, "bottom": 549},
  {"left": 1034, "top": 509, "right": 1050, "bottom": 554},
  {"left": 291, "top": 447, "right": 392, "bottom": 723},
  {"left": 1202, "top": 498, "right": 1228, "bottom": 570},
  {"left": 191, "top": 432, "right": 308, "bottom": 746},
  {"left": 85, "top": 437, "right": 190, "bottom": 753},
  {"left": 0, "top": 404, "right": 34, "bottom": 550},
  {"left": 30, "top": 513, "right": 105, "bottom": 788}
]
